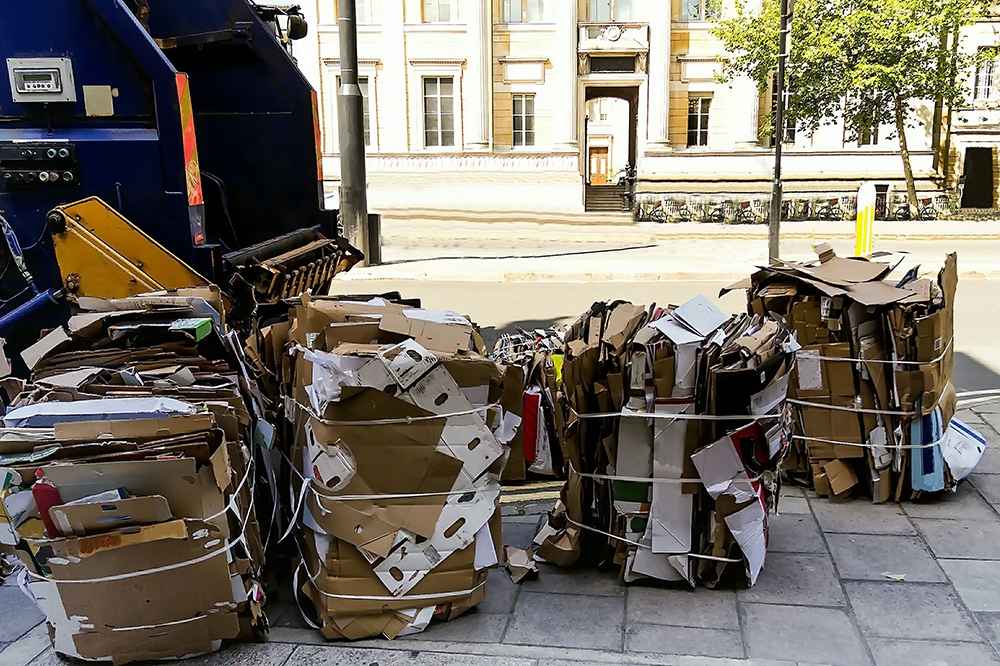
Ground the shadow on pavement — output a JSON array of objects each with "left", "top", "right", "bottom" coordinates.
[
  {"left": 479, "top": 318, "right": 567, "bottom": 351},
  {"left": 955, "top": 352, "right": 1000, "bottom": 392},
  {"left": 376, "top": 243, "right": 657, "bottom": 266}
]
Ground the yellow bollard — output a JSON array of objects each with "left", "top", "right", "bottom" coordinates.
[{"left": 855, "top": 183, "right": 876, "bottom": 259}]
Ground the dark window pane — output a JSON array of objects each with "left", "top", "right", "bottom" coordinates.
[
  {"left": 442, "top": 130, "right": 454, "bottom": 146},
  {"left": 425, "top": 97, "right": 438, "bottom": 114},
  {"left": 513, "top": 96, "right": 522, "bottom": 115},
  {"left": 525, "top": 131, "right": 534, "bottom": 146},
  {"left": 513, "top": 115, "right": 523, "bottom": 132},
  {"left": 441, "top": 112, "right": 454, "bottom": 131},
  {"left": 525, "top": 96, "right": 534, "bottom": 115},
  {"left": 513, "top": 132, "right": 523, "bottom": 146},
  {"left": 525, "top": 114, "right": 534, "bottom": 131},
  {"left": 425, "top": 129, "right": 438, "bottom": 147},
  {"left": 590, "top": 56, "right": 635, "bottom": 73},
  {"left": 424, "top": 77, "right": 436, "bottom": 95},
  {"left": 425, "top": 114, "right": 438, "bottom": 131},
  {"left": 441, "top": 96, "right": 454, "bottom": 114},
  {"left": 440, "top": 77, "right": 454, "bottom": 96},
  {"left": 688, "top": 130, "right": 697, "bottom": 146}
]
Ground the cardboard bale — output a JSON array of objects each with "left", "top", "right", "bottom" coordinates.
[
  {"left": 532, "top": 296, "right": 792, "bottom": 589},
  {"left": 249, "top": 294, "right": 513, "bottom": 640},
  {"left": 7, "top": 293, "right": 267, "bottom": 663},
  {"left": 745, "top": 248, "right": 974, "bottom": 502}
]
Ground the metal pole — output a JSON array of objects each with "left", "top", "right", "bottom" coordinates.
[
  {"left": 769, "top": 0, "right": 790, "bottom": 264},
  {"left": 337, "top": 0, "right": 370, "bottom": 265}
]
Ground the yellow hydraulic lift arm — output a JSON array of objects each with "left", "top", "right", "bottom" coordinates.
[{"left": 45, "top": 197, "right": 211, "bottom": 299}]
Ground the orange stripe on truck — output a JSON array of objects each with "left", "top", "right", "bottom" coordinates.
[
  {"left": 175, "top": 73, "right": 204, "bottom": 207},
  {"left": 311, "top": 89, "right": 323, "bottom": 181}
]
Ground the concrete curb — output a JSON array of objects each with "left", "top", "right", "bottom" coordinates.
[
  {"left": 269, "top": 627, "right": 800, "bottom": 666},
  {"left": 337, "top": 270, "right": 1000, "bottom": 283}
]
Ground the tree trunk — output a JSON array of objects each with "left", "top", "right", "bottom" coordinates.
[{"left": 894, "top": 95, "right": 919, "bottom": 218}]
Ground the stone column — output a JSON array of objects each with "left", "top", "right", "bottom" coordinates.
[
  {"left": 382, "top": 0, "right": 407, "bottom": 152},
  {"left": 646, "top": 1, "right": 670, "bottom": 149},
  {"left": 734, "top": 75, "right": 761, "bottom": 147},
  {"left": 554, "top": 0, "right": 578, "bottom": 151},
  {"left": 465, "top": 0, "right": 491, "bottom": 150}
]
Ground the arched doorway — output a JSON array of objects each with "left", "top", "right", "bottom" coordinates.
[{"left": 584, "top": 86, "right": 639, "bottom": 212}]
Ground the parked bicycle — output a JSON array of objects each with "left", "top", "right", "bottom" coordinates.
[
  {"left": 816, "top": 198, "right": 845, "bottom": 221},
  {"left": 732, "top": 201, "right": 760, "bottom": 225},
  {"left": 893, "top": 198, "right": 938, "bottom": 221},
  {"left": 709, "top": 201, "right": 732, "bottom": 224},
  {"left": 648, "top": 200, "right": 693, "bottom": 223}
]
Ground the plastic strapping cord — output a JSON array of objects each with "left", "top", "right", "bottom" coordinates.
[
  {"left": 793, "top": 434, "right": 946, "bottom": 451},
  {"left": 786, "top": 399, "right": 919, "bottom": 417},
  {"left": 568, "top": 461, "right": 763, "bottom": 486},
  {"left": 809, "top": 337, "right": 953, "bottom": 366},
  {"left": 295, "top": 398, "right": 501, "bottom": 427},
  {"left": 574, "top": 410, "right": 780, "bottom": 422},
  {"left": 562, "top": 517, "right": 742, "bottom": 563}
]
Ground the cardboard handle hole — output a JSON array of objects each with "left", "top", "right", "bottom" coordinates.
[
  {"left": 434, "top": 393, "right": 449, "bottom": 407},
  {"left": 406, "top": 349, "right": 423, "bottom": 361},
  {"left": 458, "top": 492, "right": 475, "bottom": 503},
  {"left": 384, "top": 384, "right": 398, "bottom": 396},
  {"left": 444, "top": 517, "right": 465, "bottom": 538},
  {"left": 389, "top": 566, "right": 403, "bottom": 581},
  {"left": 468, "top": 437, "right": 480, "bottom": 451},
  {"left": 354, "top": 525, "right": 363, "bottom": 534}
]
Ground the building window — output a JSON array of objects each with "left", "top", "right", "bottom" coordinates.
[
  {"left": 858, "top": 121, "right": 878, "bottom": 146},
  {"left": 512, "top": 94, "right": 535, "bottom": 147},
  {"left": 333, "top": 0, "right": 380, "bottom": 23},
  {"left": 336, "top": 76, "right": 371, "bottom": 147},
  {"left": 681, "top": 0, "right": 718, "bottom": 21},
  {"left": 589, "top": 0, "right": 634, "bottom": 22},
  {"left": 503, "top": 0, "right": 548, "bottom": 22},
  {"left": 687, "top": 97, "right": 711, "bottom": 147},
  {"left": 423, "top": 77, "right": 455, "bottom": 147},
  {"left": 590, "top": 56, "right": 636, "bottom": 73},
  {"left": 423, "top": 0, "right": 452, "bottom": 22},
  {"left": 975, "top": 49, "right": 999, "bottom": 101}
]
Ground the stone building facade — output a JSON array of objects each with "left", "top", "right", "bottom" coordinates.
[{"left": 294, "top": 0, "right": 1000, "bottom": 221}]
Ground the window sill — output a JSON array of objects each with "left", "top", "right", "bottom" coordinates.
[
  {"left": 674, "top": 20, "right": 716, "bottom": 28},
  {"left": 403, "top": 23, "right": 468, "bottom": 33},
  {"left": 317, "top": 23, "right": 383, "bottom": 33},
  {"left": 494, "top": 23, "right": 557, "bottom": 32}
]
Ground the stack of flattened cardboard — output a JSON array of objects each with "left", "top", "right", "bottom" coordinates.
[
  {"left": 736, "top": 248, "right": 984, "bottom": 502},
  {"left": 245, "top": 293, "right": 518, "bottom": 639},
  {"left": 490, "top": 327, "right": 566, "bottom": 479},
  {"left": 534, "top": 296, "right": 793, "bottom": 588},
  {"left": 0, "top": 289, "right": 267, "bottom": 663}
]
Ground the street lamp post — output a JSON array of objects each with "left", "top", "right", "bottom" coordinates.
[
  {"left": 337, "top": 0, "right": 369, "bottom": 264},
  {"left": 768, "top": 0, "right": 791, "bottom": 265}
]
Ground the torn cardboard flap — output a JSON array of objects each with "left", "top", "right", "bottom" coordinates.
[
  {"left": 50, "top": 494, "right": 172, "bottom": 537},
  {"left": 505, "top": 545, "right": 538, "bottom": 583},
  {"left": 371, "top": 484, "right": 499, "bottom": 595},
  {"left": 401, "top": 366, "right": 504, "bottom": 480},
  {"left": 379, "top": 309, "right": 473, "bottom": 353}
]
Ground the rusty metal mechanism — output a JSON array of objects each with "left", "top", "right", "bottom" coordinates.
[{"left": 227, "top": 231, "right": 363, "bottom": 302}]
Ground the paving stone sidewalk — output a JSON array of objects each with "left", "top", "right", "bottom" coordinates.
[{"left": 3, "top": 406, "right": 1000, "bottom": 666}]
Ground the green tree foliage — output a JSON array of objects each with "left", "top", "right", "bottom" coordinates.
[{"left": 713, "top": 0, "right": 991, "bottom": 214}]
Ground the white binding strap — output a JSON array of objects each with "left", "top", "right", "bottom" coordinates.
[
  {"left": 810, "top": 338, "right": 953, "bottom": 366},
  {"left": 562, "top": 516, "right": 742, "bottom": 563},
  {"left": 297, "top": 399, "right": 501, "bottom": 427},
  {"left": 568, "top": 461, "right": 764, "bottom": 486}
]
